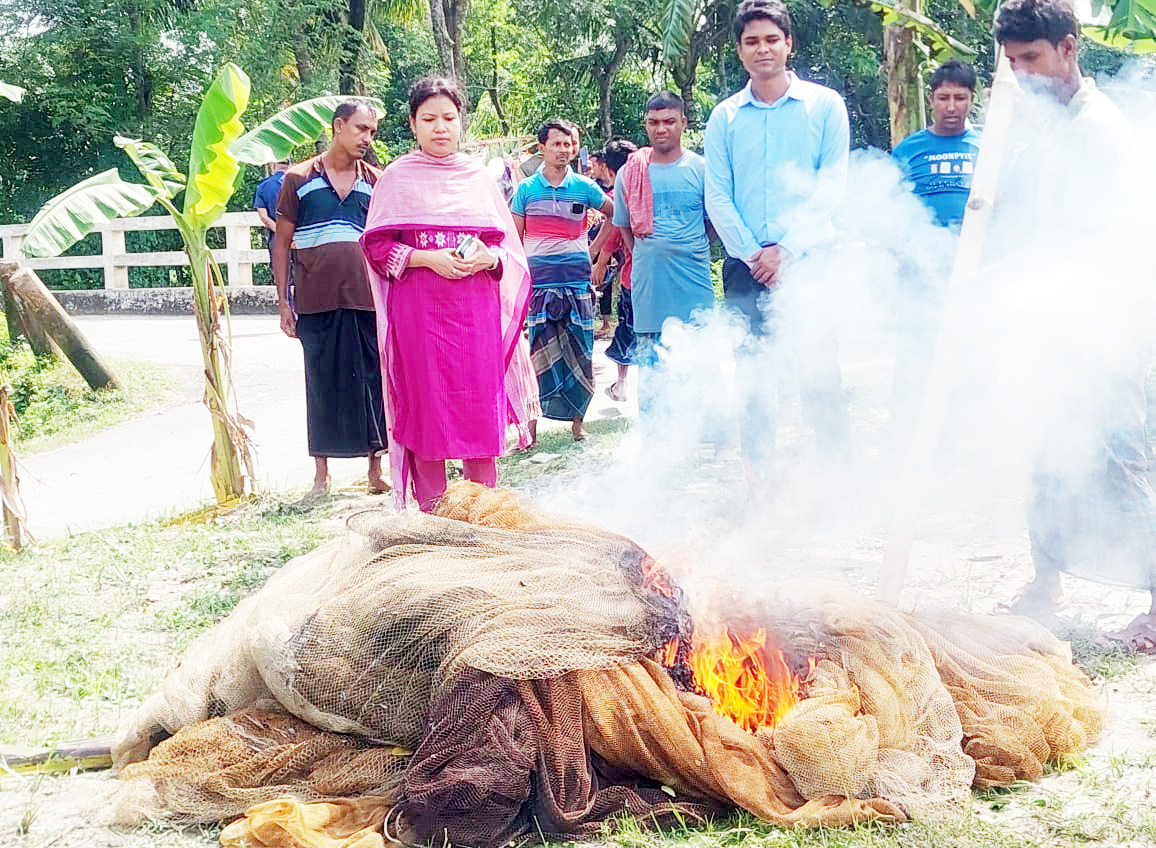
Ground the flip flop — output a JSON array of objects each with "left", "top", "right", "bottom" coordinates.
[
  {"left": 605, "top": 384, "right": 626, "bottom": 403},
  {"left": 1097, "top": 614, "right": 1156, "bottom": 654}
]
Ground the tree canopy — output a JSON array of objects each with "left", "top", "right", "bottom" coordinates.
[{"left": 1, "top": 0, "right": 1153, "bottom": 226}]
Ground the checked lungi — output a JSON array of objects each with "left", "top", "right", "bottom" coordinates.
[{"left": 527, "top": 287, "right": 595, "bottom": 421}]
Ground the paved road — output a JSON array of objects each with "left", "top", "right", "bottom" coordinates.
[{"left": 19, "top": 315, "right": 635, "bottom": 539}]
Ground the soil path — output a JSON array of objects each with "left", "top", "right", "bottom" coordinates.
[{"left": 18, "top": 315, "right": 634, "bottom": 539}]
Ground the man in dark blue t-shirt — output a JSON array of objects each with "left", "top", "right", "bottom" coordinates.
[
  {"left": 892, "top": 61, "right": 981, "bottom": 229},
  {"left": 252, "top": 159, "right": 290, "bottom": 251}
]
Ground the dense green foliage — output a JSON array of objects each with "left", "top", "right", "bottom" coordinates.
[{"left": 0, "top": 0, "right": 1152, "bottom": 236}]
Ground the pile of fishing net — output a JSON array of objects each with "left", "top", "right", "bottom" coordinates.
[{"left": 109, "top": 483, "right": 1102, "bottom": 848}]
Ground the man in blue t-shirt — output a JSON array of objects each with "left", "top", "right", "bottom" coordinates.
[
  {"left": 889, "top": 61, "right": 981, "bottom": 432},
  {"left": 253, "top": 159, "right": 290, "bottom": 251},
  {"left": 614, "top": 91, "right": 721, "bottom": 439},
  {"left": 891, "top": 61, "right": 982, "bottom": 229}
]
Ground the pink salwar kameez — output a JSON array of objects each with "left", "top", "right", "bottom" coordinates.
[{"left": 361, "top": 151, "right": 535, "bottom": 510}]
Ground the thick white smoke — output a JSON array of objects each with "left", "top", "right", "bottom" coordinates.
[{"left": 523, "top": 60, "right": 1156, "bottom": 612}]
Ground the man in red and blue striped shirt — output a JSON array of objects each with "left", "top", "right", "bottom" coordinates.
[{"left": 511, "top": 119, "right": 613, "bottom": 442}]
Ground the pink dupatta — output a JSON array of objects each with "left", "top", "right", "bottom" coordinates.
[{"left": 361, "top": 150, "right": 536, "bottom": 506}]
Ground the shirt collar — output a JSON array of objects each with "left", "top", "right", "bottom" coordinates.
[
  {"left": 1067, "top": 76, "right": 1098, "bottom": 116},
  {"left": 311, "top": 153, "right": 371, "bottom": 182},
  {"left": 535, "top": 165, "right": 576, "bottom": 188},
  {"left": 738, "top": 72, "right": 806, "bottom": 108}
]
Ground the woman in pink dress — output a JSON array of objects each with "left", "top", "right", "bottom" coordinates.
[{"left": 361, "top": 77, "right": 535, "bottom": 511}]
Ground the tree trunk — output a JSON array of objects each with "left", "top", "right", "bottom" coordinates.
[
  {"left": 0, "top": 265, "right": 54, "bottom": 359},
  {"left": 592, "top": 25, "right": 630, "bottom": 141},
  {"left": 294, "top": 35, "right": 315, "bottom": 88},
  {"left": 0, "top": 263, "right": 120, "bottom": 390},
  {"left": 429, "top": 0, "right": 458, "bottom": 79},
  {"left": 339, "top": 0, "right": 368, "bottom": 94},
  {"left": 671, "top": 39, "right": 702, "bottom": 122},
  {"left": 487, "top": 26, "right": 510, "bottom": 134},
  {"left": 448, "top": 0, "right": 468, "bottom": 85},
  {"left": 883, "top": 0, "right": 926, "bottom": 147}
]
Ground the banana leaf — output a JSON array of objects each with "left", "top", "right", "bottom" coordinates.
[
  {"left": 20, "top": 170, "right": 161, "bottom": 259},
  {"left": 659, "top": 0, "right": 697, "bottom": 62},
  {"left": 0, "top": 82, "right": 23, "bottom": 102},
  {"left": 184, "top": 63, "right": 251, "bottom": 233},
  {"left": 229, "top": 95, "right": 386, "bottom": 165},
  {"left": 114, "top": 136, "right": 187, "bottom": 198},
  {"left": 1084, "top": 0, "right": 1156, "bottom": 50}
]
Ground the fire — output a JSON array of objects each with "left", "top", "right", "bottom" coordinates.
[
  {"left": 681, "top": 626, "right": 813, "bottom": 733},
  {"left": 641, "top": 558, "right": 676, "bottom": 600}
]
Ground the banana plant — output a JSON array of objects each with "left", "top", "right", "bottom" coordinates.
[
  {"left": 229, "top": 94, "right": 385, "bottom": 164},
  {"left": 22, "top": 63, "right": 255, "bottom": 504}
]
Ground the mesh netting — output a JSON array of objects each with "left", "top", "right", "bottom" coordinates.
[
  {"left": 115, "top": 708, "right": 406, "bottom": 825},
  {"left": 908, "top": 611, "right": 1103, "bottom": 787},
  {"left": 110, "top": 483, "right": 1103, "bottom": 846}
]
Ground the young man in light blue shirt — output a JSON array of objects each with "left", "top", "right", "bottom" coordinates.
[{"left": 704, "top": 0, "right": 851, "bottom": 488}]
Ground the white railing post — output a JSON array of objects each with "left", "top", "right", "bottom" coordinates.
[
  {"left": 1, "top": 233, "right": 22, "bottom": 262},
  {"left": 101, "top": 223, "right": 129, "bottom": 290},
  {"left": 225, "top": 221, "right": 253, "bottom": 287}
]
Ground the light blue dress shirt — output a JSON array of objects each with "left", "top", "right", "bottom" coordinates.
[{"left": 704, "top": 74, "right": 850, "bottom": 263}]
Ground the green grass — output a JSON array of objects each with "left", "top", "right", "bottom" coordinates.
[
  {"left": 0, "top": 494, "right": 333, "bottom": 748},
  {"left": 0, "top": 331, "right": 173, "bottom": 454},
  {"left": 496, "top": 418, "right": 631, "bottom": 487},
  {"left": 603, "top": 811, "right": 1041, "bottom": 848}
]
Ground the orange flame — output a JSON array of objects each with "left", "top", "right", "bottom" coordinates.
[
  {"left": 641, "top": 558, "right": 675, "bottom": 600},
  {"left": 685, "top": 626, "right": 813, "bottom": 733}
]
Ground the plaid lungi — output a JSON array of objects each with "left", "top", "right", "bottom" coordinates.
[{"left": 528, "top": 287, "right": 595, "bottom": 421}]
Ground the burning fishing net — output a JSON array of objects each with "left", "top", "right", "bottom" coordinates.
[{"left": 110, "top": 483, "right": 1101, "bottom": 847}]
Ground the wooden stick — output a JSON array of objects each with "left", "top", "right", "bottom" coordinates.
[
  {"left": 0, "top": 736, "right": 114, "bottom": 776},
  {"left": 876, "top": 51, "right": 1019, "bottom": 605},
  {"left": 0, "top": 263, "right": 121, "bottom": 391}
]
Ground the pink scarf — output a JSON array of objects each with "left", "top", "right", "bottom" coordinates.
[
  {"left": 363, "top": 150, "right": 531, "bottom": 364},
  {"left": 361, "top": 150, "right": 536, "bottom": 503},
  {"left": 621, "top": 146, "right": 655, "bottom": 238}
]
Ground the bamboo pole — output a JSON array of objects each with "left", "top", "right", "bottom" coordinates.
[
  {"left": 0, "top": 387, "right": 28, "bottom": 550},
  {"left": 876, "top": 51, "right": 1020, "bottom": 605},
  {"left": 0, "top": 736, "right": 114, "bottom": 775},
  {"left": 0, "top": 262, "right": 121, "bottom": 391}
]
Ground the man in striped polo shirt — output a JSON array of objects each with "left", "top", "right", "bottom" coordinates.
[
  {"left": 511, "top": 119, "right": 614, "bottom": 442},
  {"left": 273, "top": 101, "right": 388, "bottom": 496}
]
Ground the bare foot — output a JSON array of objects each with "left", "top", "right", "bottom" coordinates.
[
  {"left": 368, "top": 475, "right": 391, "bottom": 495},
  {"left": 309, "top": 476, "right": 331, "bottom": 497},
  {"left": 1098, "top": 613, "right": 1156, "bottom": 653},
  {"left": 572, "top": 421, "right": 589, "bottom": 441},
  {"left": 605, "top": 382, "right": 626, "bottom": 402}
]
